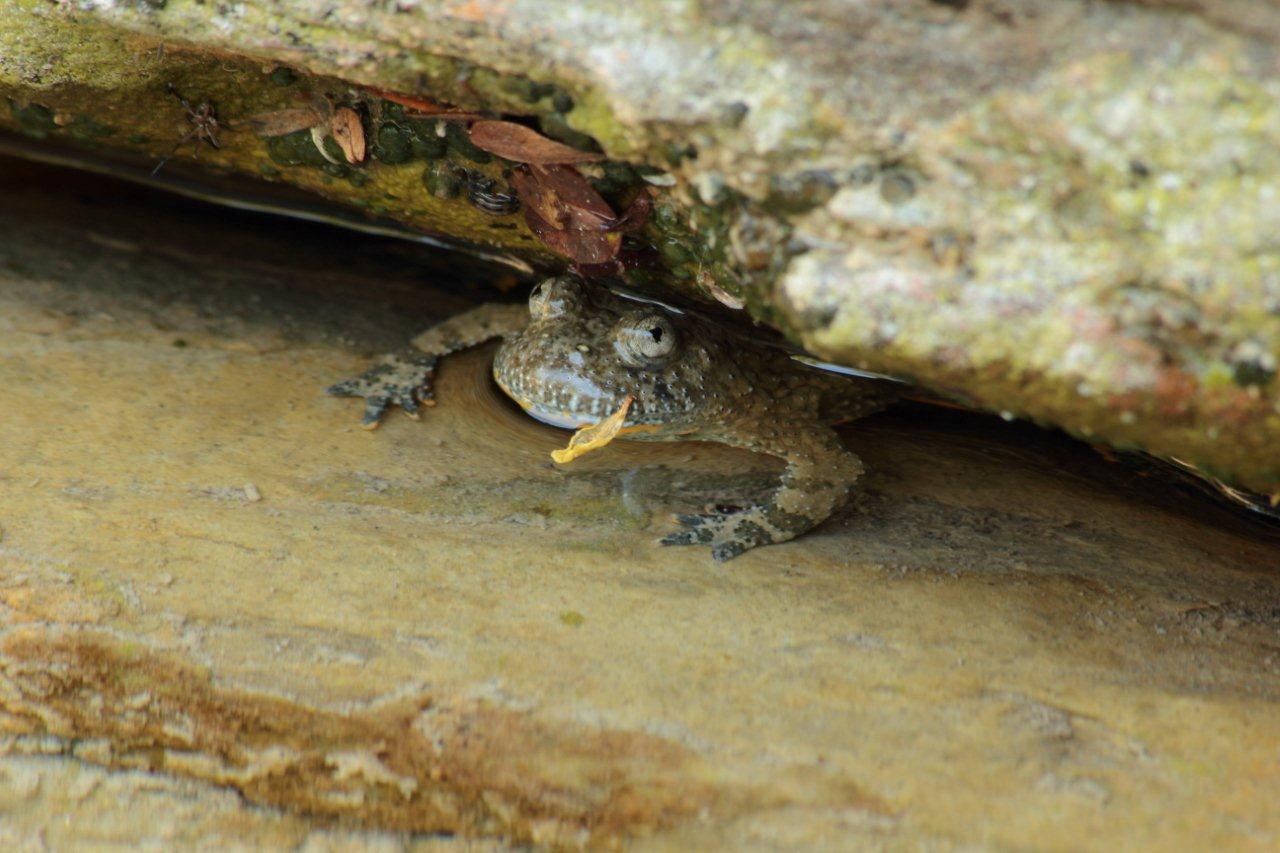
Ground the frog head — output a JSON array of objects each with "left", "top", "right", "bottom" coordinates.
[{"left": 493, "top": 277, "right": 739, "bottom": 434}]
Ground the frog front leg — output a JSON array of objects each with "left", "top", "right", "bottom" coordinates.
[
  {"left": 327, "top": 303, "right": 527, "bottom": 428},
  {"left": 661, "top": 424, "right": 865, "bottom": 562}
]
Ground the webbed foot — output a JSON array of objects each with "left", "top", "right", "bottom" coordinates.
[
  {"left": 661, "top": 505, "right": 800, "bottom": 562},
  {"left": 327, "top": 350, "right": 438, "bottom": 428}
]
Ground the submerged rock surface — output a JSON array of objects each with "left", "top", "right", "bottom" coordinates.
[{"left": 1, "top": 159, "right": 1278, "bottom": 847}]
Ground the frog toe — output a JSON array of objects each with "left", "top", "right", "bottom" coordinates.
[
  {"left": 356, "top": 394, "right": 394, "bottom": 429},
  {"left": 660, "top": 511, "right": 763, "bottom": 558},
  {"left": 661, "top": 505, "right": 802, "bottom": 561},
  {"left": 708, "top": 516, "right": 781, "bottom": 562},
  {"left": 327, "top": 351, "right": 438, "bottom": 427},
  {"left": 388, "top": 383, "right": 431, "bottom": 418},
  {"left": 710, "top": 540, "right": 749, "bottom": 562},
  {"left": 661, "top": 511, "right": 729, "bottom": 546},
  {"left": 661, "top": 527, "right": 713, "bottom": 546}
]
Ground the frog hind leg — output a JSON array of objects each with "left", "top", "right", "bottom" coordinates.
[
  {"left": 327, "top": 302, "right": 527, "bottom": 428},
  {"left": 661, "top": 425, "right": 864, "bottom": 562}
]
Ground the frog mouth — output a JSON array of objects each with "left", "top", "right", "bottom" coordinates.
[
  {"left": 493, "top": 371, "right": 590, "bottom": 431},
  {"left": 516, "top": 402, "right": 591, "bottom": 431}
]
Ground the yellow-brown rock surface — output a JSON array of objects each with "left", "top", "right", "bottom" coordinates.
[{"left": 1, "top": 159, "right": 1278, "bottom": 848}]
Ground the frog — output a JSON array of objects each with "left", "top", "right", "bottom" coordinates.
[{"left": 328, "top": 276, "right": 901, "bottom": 561}]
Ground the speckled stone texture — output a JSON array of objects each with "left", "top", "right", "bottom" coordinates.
[{"left": 1, "top": 160, "right": 1279, "bottom": 847}]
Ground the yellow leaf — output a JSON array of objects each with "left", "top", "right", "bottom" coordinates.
[{"left": 550, "top": 396, "right": 634, "bottom": 464}]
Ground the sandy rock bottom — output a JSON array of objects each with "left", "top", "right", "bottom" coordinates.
[{"left": 0, "top": 158, "right": 1277, "bottom": 848}]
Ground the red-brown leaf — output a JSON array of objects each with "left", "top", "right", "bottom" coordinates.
[
  {"left": 330, "top": 107, "right": 366, "bottom": 164},
  {"left": 245, "top": 108, "right": 323, "bottom": 137},
  {"left": 364, "top": 87, "right": 489, "bottom": 121},
  {"left": 509, "top": 164, "right": 629, "bottom": 263},
  {"left": 606, "top": 190, "right": 652, "bottom": 233},
  {"left": 525, "top": 206, "right": 623, "bottom": 265},
  {"left": 468, "top": 120, "right": 603, "bottom": 165},
  {"left": 407, "top": 111, "right": 489, "bottom": 121},
  {"left": 508, "top": 166, "right": 569, "bottom": 229},
  {"left": 365, "top": 87, "right": 452, "bottom": 114},
  {"left": 528, "top": 164, "right": 616, "bottom": 228}
]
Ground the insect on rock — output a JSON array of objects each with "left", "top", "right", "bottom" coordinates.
[{"left": 151, "top": 84, "right": 222, "bottom": 176}]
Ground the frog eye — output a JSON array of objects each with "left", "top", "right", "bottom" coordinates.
[
  {"left": 614, "top": 313, "right": 678, "bottom": 367},
  {"left": 529, "top": 276, "right": 581, "bottom": 319}
]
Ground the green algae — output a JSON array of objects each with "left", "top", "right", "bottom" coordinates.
[
  {"left": 370, "top": 123, "right": 414, "bottom": 165},
  {"left": 0, "top": 0, "right": 740, "bottom": 296},
  {"left": 0, "top": 50, "right": 555, "bottom": 257},
  {"left": 421, "top": 160, "right": 467, "bottom": 200},
  {"left": 8, "top": 100, "right": 57, "bottom": 138},
  {"left": 443, "top": 121, "right": 492, "bottom": 164},
  {"left": 0, "top": 3, "right": 624, "bottom": 260},
  {"left": 558, "top": 611, "right": 586, "bottom": 628},
  {"left": 268, "top": 66, "right": 297, "bottom": 87}
]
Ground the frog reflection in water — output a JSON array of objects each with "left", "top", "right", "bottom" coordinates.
[{"left": 329, "top": 277, "right": 901, "bottom": 561}]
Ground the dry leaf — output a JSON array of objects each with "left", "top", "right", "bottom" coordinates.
[
  {"left": 422, "top": 111, "right": 490, "bottom": 121},
  {"left": 468, "top": 120, "right": 603, "bottom": 165},
  {"left": 551, "top": 396, "right": 634, "bottom": 464},
  {"left": 245, "top": 107, "right": 324, "bottom": 137},
  {"left": 330, "top": 107, "right": 366, "bottom": 164},
  {"left": 365, "top": 87, "right": 451, "bottom": 114},
  {"left": 510, "top": 164, "right": 628, "bottom": 264},
  {"left": 511, "top": 164, "right": 615, "bottom": 230},
  {"left": 402, "top": 110, "right": 492, "bottom": 122},
  {"left": 364, "top": 87, "right": 486, "bottom": 121},
  {"left": 607, "top": 190, "right": 652, "bottom": 233},
  {"left": 537, "top": 164, "right": 616, "bottom": 230},
  {"left": 526, "top": 208, "right": 623, "bottom": 265},
  {"left": 509, "top": 166, "right": 567, "bottom": 228}
]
